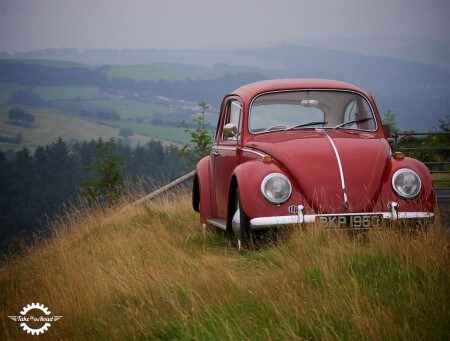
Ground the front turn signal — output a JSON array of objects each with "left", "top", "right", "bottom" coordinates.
[
  {"left": 394, "top": 151, "right": 405, "bottom": 160},
  {"left": 263, "top": 155, "right": 272, "bottom": 164}
]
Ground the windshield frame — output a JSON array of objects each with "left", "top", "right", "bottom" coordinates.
[{"left": 248, "top": 89, "right": 378, "bottom": 135}]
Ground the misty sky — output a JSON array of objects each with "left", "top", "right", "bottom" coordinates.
[{"left": 1, "top": 0, "right": 449, "bottom": 52}]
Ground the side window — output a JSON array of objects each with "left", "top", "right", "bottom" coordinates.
[{"left": 222, "top": 100, "right": 242, "bottom": 142}]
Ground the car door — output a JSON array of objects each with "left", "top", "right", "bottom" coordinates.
[{"left": 211, "top": 98, "right": 243, "bottom": 219}]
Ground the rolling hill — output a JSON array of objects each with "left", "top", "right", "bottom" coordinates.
[
  {"left": 1, "top": 43, "right": 449, "bottom": 142},
  {"left": 0, "top": 106, "right": 161, "bottom": 151},
  {"left": 106, "top": 63, "right": 221, "bottom": 81},
  {"left": 0, "top": 194, "right": 448, "bottom": 339}
]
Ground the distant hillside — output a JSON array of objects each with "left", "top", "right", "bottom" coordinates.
[
  {"left": 241, "top": 45, "right": 450, "bottom": 130},
  {"left": 0, "top": 195, "right": 448, "bottom": 339},
  {"left": 0, "top": 58, "right": 91, "bottom": 69},
  {"left": 1, "top": 44, "right": 449, "bottom": 131},
  {"left": 106, "top": 63, "right": 221, "bottom": 81},
  {"left": 297, "top": 37, "right": 450, "bottom": 72},
  {"left": 0, "top": 106, "right": 157, "bottom": 151}
]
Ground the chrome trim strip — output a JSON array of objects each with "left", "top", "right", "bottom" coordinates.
[
  {"left": 324, "top": 133, "right": 346, "bottom": 191},
  {"left": 207, "top": 218, "right": 227, "bottom": 230},
  {"left": 250, "top": 211, "right": 434, "bottom": 229},
  {"left": 343, "top": 192, "right": 349, "bottom": 207},
  {"left": 397, "top": 212, "right": 433, "bottom": 219},
  {"left": 217, "top": 146, "right": 237, "bottom": 152},
  {"left": 231, "top": 102, "right": 242, "bottom": 110},
  {"left": 241, "top": 147, "right": 266, "bottom": 158}
]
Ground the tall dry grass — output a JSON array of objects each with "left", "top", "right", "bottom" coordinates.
[{"left": 0, "top": 194, "right": 448, "bottom": 340}]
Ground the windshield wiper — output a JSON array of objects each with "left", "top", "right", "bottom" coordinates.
[
  {"left": 287, "top": 121, "right": 328, "bottom": 130},
  {"left": 334, "top": 117, "right": 373, "bottom": 129}
]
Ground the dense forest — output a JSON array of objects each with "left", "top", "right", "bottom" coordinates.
[{"left": 0, "top": 138, "right": 189, "bottom": 248}]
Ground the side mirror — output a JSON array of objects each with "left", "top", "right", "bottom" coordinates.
[{"left": 223, "top": 123, "right": 237, "bottom": 140}]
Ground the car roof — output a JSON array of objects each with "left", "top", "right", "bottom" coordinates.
[{"left": 231, "top": 78, "right": 370, "bottom": 103}]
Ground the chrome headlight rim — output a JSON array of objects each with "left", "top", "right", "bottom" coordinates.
[
  {"left": 260, "top": 172, "right": 292, "bottom": 204},
  {"left": 391, "top": 168, "right": 422, "bottom": 199}
]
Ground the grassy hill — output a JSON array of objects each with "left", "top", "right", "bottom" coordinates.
[
  {"left": 0, "top": 58, "right": 90, "bottom": 69},
  {"left": 0, "top": 194, "right": 448, "bottom": 339},
  {"left": 33, "top": 85, "right": 99, "bottom": 101},
  {"left": 106, "top": 63, "right": 220, "bottom": 81},
  {"left": 0, "top": 82, "right": 25, "bottom": 103},
  {"left": 0, "top": 106, "right": 159, "bottom": 151}
]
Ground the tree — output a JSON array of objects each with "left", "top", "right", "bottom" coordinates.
[
  {"left": 119, "top": 128, "right": 134, "bottom": 139},
  {"left": 178, "top": 101, "right": 213, "bottom": 166},
  {"left": 8, "top": 88, "right": 47, "bottom": 107},
  {"left": 382, "top": 109, "right": 400, "bottom": 135},
  {"left": 437, "top": 115, "right": 449, "bottom": 132},
  {"left": 8, "top": 108, "right": 21, "bottom": 122},
  {"left": 23, "top": 112, "right": 35, "bottom": 126},
  {"left": 198, "top": 101, "right": 210, "bottom": 120},
  {"left": 8, "top": 108, "right": 35, "bottom": 127},
  {"left": 81, "top": 142, "right": 126, "bottom": 205}
]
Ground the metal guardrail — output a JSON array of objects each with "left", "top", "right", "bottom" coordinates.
[
  {"left": 120, "top": 171, "right": 195, "bottom": 212},
  {"left": 392, "top": 132, "right": 450, "bottom": 205}
]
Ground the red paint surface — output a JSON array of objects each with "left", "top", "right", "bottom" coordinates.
[{"left": 194, "top": 79, "right": 435, "bottom": 226}]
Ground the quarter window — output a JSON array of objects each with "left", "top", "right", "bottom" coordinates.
[{"left": 222, "top": 100, "right": 242, "bottom": 141}]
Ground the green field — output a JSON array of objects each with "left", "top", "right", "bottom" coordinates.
[
  {"left": 0, "top": 82, "right": 25, "bottom": 103},
  {"left": 80, "top": 98, "right": 169, "bottom": 120},
  {"left": 102, "top": 120, "right": 190, "bottom": 145},
  {"left": 0, "top": 106, "right": 155, "bottom": 151},
  {"left": 33, "top": 85, "right": 99, "bottom": 101},
  {"left": 0, "top": 58, "right": 90, "bottom": 69},
  {"left": 106, "top": 63, "right": 220, "bottom": 81}
]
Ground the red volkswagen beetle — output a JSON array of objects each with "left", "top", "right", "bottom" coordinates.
[{"left": 192, "top": 79, "right": 435, "bottom": 249}]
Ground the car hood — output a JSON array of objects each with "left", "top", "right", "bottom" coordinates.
[{"left": 246, "top": 130, "right": 390, "bottom": 213}]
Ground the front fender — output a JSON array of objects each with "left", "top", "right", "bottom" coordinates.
[
  {"left": 231, "top": 160, "right": 302, "bottom": 220},
  {"left": 380, "top": 157, "right": 435, "bottom": 212}
]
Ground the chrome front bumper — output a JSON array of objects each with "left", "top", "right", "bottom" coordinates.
[{"left": 250, "top": 203, "right": 434, "bottom": 229}]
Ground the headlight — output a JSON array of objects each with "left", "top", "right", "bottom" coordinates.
[
  {"left": 261, "top": 173, "right": 292, "bottom": 204},
  {"left": 392, "top": 168, "right": 421, "bottom": 199}
]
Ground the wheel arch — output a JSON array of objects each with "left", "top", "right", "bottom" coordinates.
[
  {"left": 226, "top": 175, "right": 239, "bottom": 232},
  {"left": 227, "top": 160, "right": 293, "bottom": 220},
  {"left": 192, "top": 174, "right": 200, "bottom": 212},
  {"left": 382, "top": 156, "right": 436, "bottom": 211}
]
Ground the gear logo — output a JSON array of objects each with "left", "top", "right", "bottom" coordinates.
[{"left": 8, "top": 303, "right": 62, "bottom": 335}]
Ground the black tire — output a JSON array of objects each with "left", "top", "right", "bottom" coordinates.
[{"left": 233, "top": 189, "right": 252, "bottom": 251}]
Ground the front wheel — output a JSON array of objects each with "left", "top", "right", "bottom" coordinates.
[{"left": 232, "top": 189, "right": 252, "bottom": 251}]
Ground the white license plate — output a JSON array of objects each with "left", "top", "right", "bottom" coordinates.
[{"left": 316, "top": 214, "right": 382, "bottom": 228}]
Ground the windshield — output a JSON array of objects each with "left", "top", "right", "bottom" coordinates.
[{"left": 249, "top": 90, "right": 377, "bottom": 133}]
